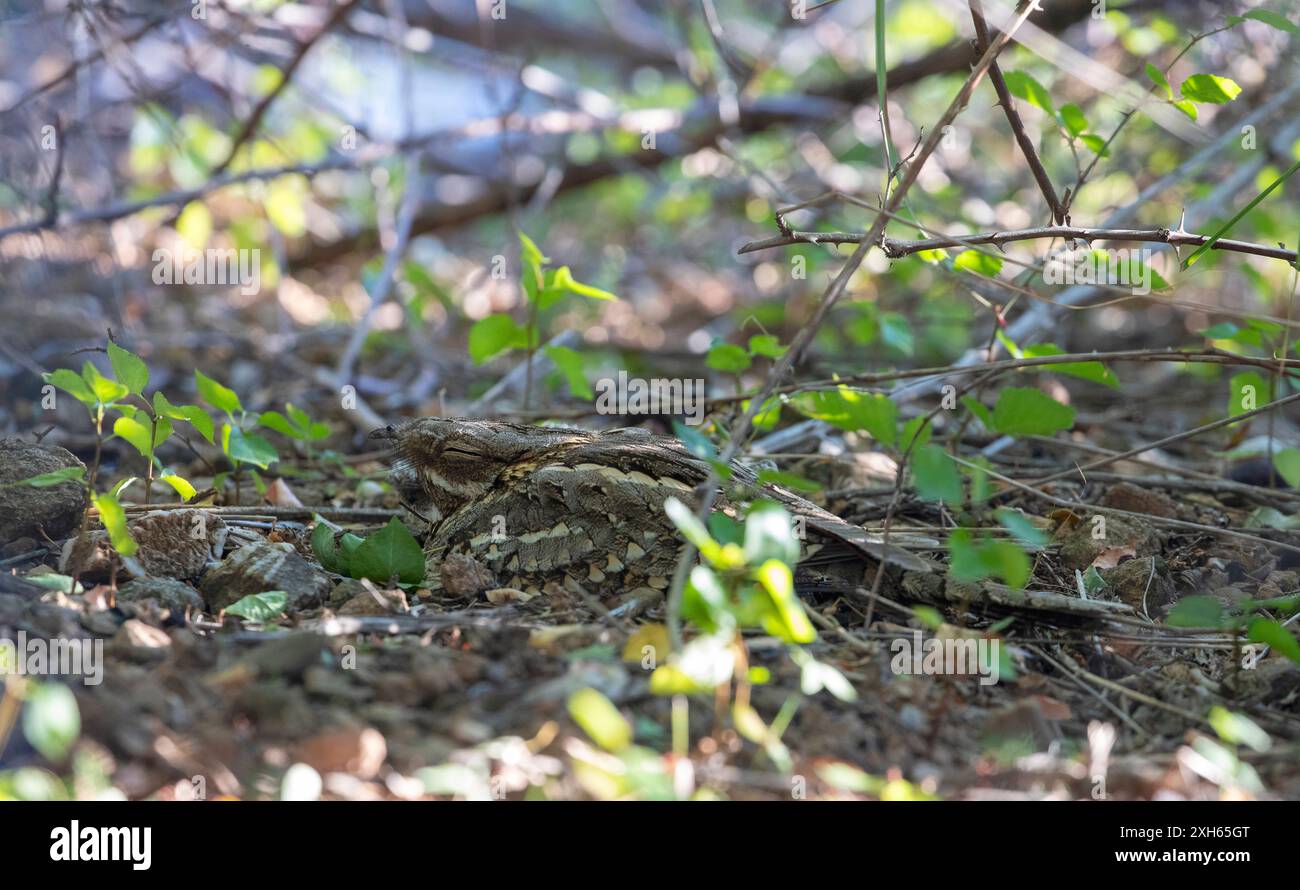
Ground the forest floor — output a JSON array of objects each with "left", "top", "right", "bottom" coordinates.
[{"left": 3, "top": 299, "right": 1299, "bottom": 801}]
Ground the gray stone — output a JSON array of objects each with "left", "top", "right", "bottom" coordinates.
[
  {"left": 0, "top": 438, "right": 88, "bottom": 545},
  {"left": 199, "top": 540, "right": 331, "bottom": 613},
  {"left": 117, "top": 578, "right": 205, "bottom": 612}
]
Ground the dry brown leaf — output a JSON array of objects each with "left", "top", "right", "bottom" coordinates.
[{"left": 1090, "top": 545, "right": 1137, "bottom": 570}]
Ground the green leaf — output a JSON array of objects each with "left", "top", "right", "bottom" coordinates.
[
  {"left": 112, "top": 416, "right": 155, "bottom": 458},
  {"left": 672, "top": 421, "right": 717, "bottom": 461},
  {"left": 746, "top": 396, "right": 782, "bottom": 431},
  {"left": 311, "top": 520, "right": 347, "bottom": 575},
  {"left": 912, "top": 444, "right": 962, "bottom": 503},
  {"left": 22, "top": 574, "right": 84, "bottom": 595},
  {"left": 953, "top": 250, "right": 1003, "bottom": 277},
  {"left": 195, "top": 370, "right": 242, "bottom": 415},
  {"left": 1171, "top": 98, "right": 1198, "bottom": 120},
  {"left": 681, "top": 564, "right": 729, "bottom": 633},
  {"left": 991, "top": 387, "right": 1076, "bottom": 436},
  {"left": 1273, "top": 449, "right": 1300, "bottom": 489},
  {"left": 664, "top": 497, "right": 725, "bottom": 567},
  {"left": 1058, "top": 103, "right": 1088, "bottom": 137},
  {"left": 1166, "top": 595, "right": 1224, "bottom": 628},
  {"left": 1078, "top": 134, "right": 1110, "bottom": 157},
  {"left": 791, "top": 386, "right": 897, "bottom": 446},
  {"left": 567, "top": 687, "right": 632, "bottom": 752},
  {"left": 1179, "top": 73, "right": 1242, "bottom": 104},
  {"left": 468, "top": 313, "right": 527, "bottom": 364},
  {"left": 106, "top": 341, "right": 149, "bottom": 394},
  {"left": 224, "top": 590, "right": 288, "bottom": 622},
  {"left": 544, "top": 345, "right": 593, "bottom": 399},
  {"left": 1241, "top": 9, "right": 1298, "bottom": 34},
  {"left": 1022, "top": 343, "right": 1118, "bottom": 388},
  {"left": 154, "top": 393, "right": 214, "bottom": 443},
  {"left": 225, "top": 426, "right": 279, "bottom": 469},
  {"left": 44, "top": 368, "right": 96, "bottom": 407},
  {"left": 948, "top": 529, "right": 1030, "bottom": 588},
  {"left": 93, "top": 492, "right": 137, "bottom": 557},
  {"left": 349, "top": 517, "right": 425, "bottom": 585},
  {"left": 879, "top": 312, "right": 914, "bottom": 356},
  {"left": 81, "top": 362, "right": 128, "bottom": 404},
  {"left": 551, "top": 265, "right": 617, "bottom": 301},
  {"left": 747, "top": 334, "right": 786, "bottom": 358},
  {"left": 754, "top": 559, "right": 815, "bottom": 644},
  {"left": 22, "top": 682, "right": 80, "bottom": 761},
  {"left": 1002, "top": 70, "right": 1054, "bottom": 116},
  {"left": 1207, "top": 706, "right": 1272, "bottom": 753},
  {"left": 257, "top": 410, "right": 301, "bottom": 439},
  {"left": 158, "top": 474, "right": 196, "bottom": 501},
  {"left": 1248, "top": 618, "right": 1300, "bottom": 666},
  {"left": 995, "top": 508, "right": 1048, "bottom": 549},
  {"left": 518, "top": 230, "right": 549, "bottom": 268},
  {"left": 961, "top": 396, "right": 994, "bottom": 431},
  {"left": 899, "top": 417, "right": 932, "bottom": 452},
  {"left": 0, "top": 466, "right": 85, "bottom": 488},
  {"left": 706, "top": 342, "right": 751, "bottom": 373},
  {"left": 743, "top": 502, "right": 800, "bottom": 567},
  {"left": 1081, "top": 566, "right": 1107, "bottom": 597},
  {"left": 1228, "top": 372, "right": 1270, "bottom": 417},
  {"left": 1144, "top": 62, "right": 1171, "bottom": 99}
]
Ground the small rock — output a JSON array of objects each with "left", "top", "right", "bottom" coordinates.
[
  {"left": 1057, "top": 516, "right": 1161, "bottom": 571},
  {"left": 0, "top": 438, "right": 88, "bottom": 546},
  {"left": 111, "top": 618, "right": 172, "bottom": 656},
  {"left": 327, "top": 578, "right": 368, "bottom": 610},
  {"left": 1100, "top": 482, "right": 1178, "bottom": 519},
  {"left": 439, "top": 553, "right": 496, "bottom": 596},
  {"left": 61, "top": 510, "right": 228, "bottom": 582},
  {"left": 1100, "top": 557, "right": 1174, "bottom": 610},
  {"left": 0, "top": 537, "right": 40, "bottom": 559},
  {"left": 117, "top": 578, "right": 204, "bottom": 613},
  {"left": 338, "top": 585, "right": 408, "bottom": 615},
  {"left": 199, "top": 540, "right": 330, "bottom": 612}
]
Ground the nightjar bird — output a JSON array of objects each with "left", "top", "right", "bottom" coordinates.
[{"left": 376, "top": 419, "right": 932, "bottom": 600}]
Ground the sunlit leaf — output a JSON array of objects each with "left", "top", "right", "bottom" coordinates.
[
  {"left": 106, "top": 342, "right": 148, "bottom": 394},
  {"left": 567, "top": 688, "right": 632, "bottom": 752},
  {"left": 224, "top": 590, "right": 288, "bottom": 622},
  {"left": 195, "top": 370, "right": 242, "bottom": 416},
  {"left": 1179, "top": 73, "right": 1241, "bottom": 104},
  {"left": 0, "top": 466, "right": 85, "bottom": 488},
  {"left": 22, "top": 683, "right": 80, "bottom": 761}
]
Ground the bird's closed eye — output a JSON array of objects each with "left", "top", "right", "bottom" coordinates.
[{"left": 440, "top": 443, "right": 482, "bottom": 458}]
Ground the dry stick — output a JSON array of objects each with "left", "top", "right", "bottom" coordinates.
[
  {"left": 1028, "top": 390, "right": 1300, "bottom": 489},
  {"left": 663, "top": 0, "right": 1043, "bottom": 650},
  {"left": 109, "top": 504, "right": 401, "bottom": 521},
  {"left": 745, "top": 196, "right": 1300, "bottom": 330},
  {"left": 949, "top": 453, "right": 1300, "bottom": 557},
  {"left": 707, "top": 348, "right": 1300, "bottom": 407},
  {"left": 209, "top": 0, "right": 360, "bottom": 178},
  {"left": 1, "top": 15, "right": 170, "bottom": 114},
  {"left": 970, "top": 0, "right": 1064, "bottom": 224},
  {"left": 740, "top": 225, "right": 1298, "bottom": 264}
]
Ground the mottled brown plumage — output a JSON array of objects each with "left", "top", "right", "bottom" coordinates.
[{"left": 377, "top": 419, "right": 932, "bottom": 598}]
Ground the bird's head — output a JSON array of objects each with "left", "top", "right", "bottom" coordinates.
[{"left": 372, "top": 418, "right": 584, "bottom": 522}]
